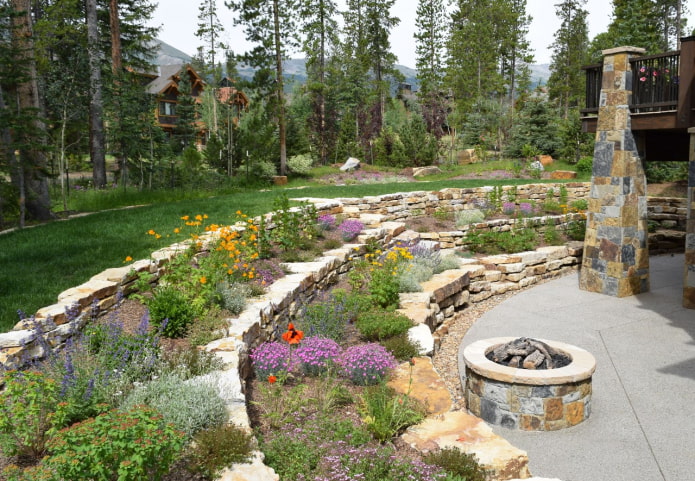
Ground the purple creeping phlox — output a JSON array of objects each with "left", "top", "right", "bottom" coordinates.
[
  {"left": 317, "top": 214, "right": 336, "bottom": 231},
  {"left": 250, "top": 342, "right": 294, "bottom": 379},
  {"left": 295, "top": 337, "right": 342, "bottom": 376},
  {"left": 338, "top": 343, "right": 398, "bottom": 386},
  {"left": 337, "top": 219, "right": 364, "bottom": 242},
  {"left": 502, "top": 202, "right": 516, "bottom": 215},
  {"left": 519, "top": 202, "right": 534, "bottom": 216}
]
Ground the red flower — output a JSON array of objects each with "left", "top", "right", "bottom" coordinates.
[
  {"left": 268, "top": 375, "right": 277, "bottom": 384},
  {"left": 281, "top": 323, "right": 304, "bottom": 345}
]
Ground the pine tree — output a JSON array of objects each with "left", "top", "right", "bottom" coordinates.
[
  {"left": 299, "top": 0, "right": 340, "bottom": 164},
  {"left": 498, "top": 0, "right": 534, "bottom": 109},
  {"left": 547, "top": 0, "right": 589, "bottom": 119},
  {"left": 227, "top": 0, "right": 299, "bottom": 176},
  {"left": 173, "top": 68, "right": 199, "bottom": 150},
  {"left": 196, "top": 0, "right": 227, "bottom": 74},
  {"left": 414, "top": 0, "right": 447, "bottom": 138}
]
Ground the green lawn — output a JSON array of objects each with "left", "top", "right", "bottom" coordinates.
[{"left": 0, "top": 177, "right": 575, "bottom": 332}]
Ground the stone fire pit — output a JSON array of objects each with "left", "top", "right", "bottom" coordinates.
[{"left": 462, "top": 337, "right": 596, "bottom": 431}]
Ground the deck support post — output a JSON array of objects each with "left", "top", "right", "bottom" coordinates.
[
  {"left": 580, "top": 46, "right": 651, "bottom": 298},
  {"left": 685, "top": 129, "right": 695, "bottom": 308}
]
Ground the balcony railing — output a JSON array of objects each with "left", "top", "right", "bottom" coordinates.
[
  {"left": 581, "top": 63, "right": 603, "bottom": 115},
  {"left": 582, "top": 51, "right": 681, "bottom": 116},
  {"left": 630, "top": 51, "right": 680, "bottom": 113}
]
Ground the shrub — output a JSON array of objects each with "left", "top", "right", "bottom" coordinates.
[
  {"left": 297, "top": 292, "right": 356, "bottom": 340},
  {"left": 295, "top": 337, "right": 342, "bottom": 376},
  {"left": 465, "top": 225, "right": 538, "bottom": 254},
  {"left": 187, "top": 424, "right": 254, "bottom": 478},
  {"left": 0, "top": 371, "right": 68, "bottom": 459},
  {"left": 45, "top": 406, "right": 185, "bottom": 481},
  {"left": 369, "top": 267, "right": 400, "bottom": 309},
  {"left": 339, "top": 343, "right": 398, "bottom": 385},
  {"left": 565, "top": 217, "right": 587, "bottom": 241},
  {"left": 123, "top": 373, "right": 227, "bottom": 438},
  {"left": 381, "top": 332, "right": 422, "bottom": 361},
  {"left": 398, "top": 268, "right": 426, "bottom": 292},
  {"left": 287, "top": 153, "right": 314, "bottom": 176},
  {"left": 160, "top": 345, "right": 224, "bottom": 380},
  {"left": 359, "top": 384, "right": 426, "bottom": 442},
  {"left": 435, "top": 254, "right": 461, "bottom": 273},
  {"left": 337, "top": 219, "right": 364, "bottom": 241},
  {"left": 423, "top": 446, "right": 488, "bottom": 481},
  {"left": 577, "top": 155, "right": 593, "bottom": 174},
  {"left": 250, "top": 341, "right": 293, "bottom": 379},
  {"left": 570, "top": 199, "right": 588, "bottom": 211},
  {"left": 147, "top": 285, "right": 198, "bottom": 338},
  {"left": 217, "top": 281, "right": 251, "bottom": 314},
  {"left": 356, "top": 310, "right": 413, "bottom": 341}
]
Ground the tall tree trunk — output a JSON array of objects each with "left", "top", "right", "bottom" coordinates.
[
  {"left": 87, "top": 0, "right": 107, "bottom": 188},
  {"left": 10, "top": 0, "right": 53, "bottom": 222},
  {"left": 272, "top": 0, "right": 287, "bottom": 176},
  {"left": 109, "top": 0, "right": 125, "bottom": 185}
]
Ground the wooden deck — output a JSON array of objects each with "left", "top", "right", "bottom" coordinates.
[{"left": 581, "top": 37, "right": 695, "bottom": 162}]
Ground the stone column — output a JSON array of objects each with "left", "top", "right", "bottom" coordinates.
[
  {"left": 579, "top": 47, "right": 650, "bottom": 298},
  {"left": 685, "top": 129, "right": 695, "bottom": 309}
]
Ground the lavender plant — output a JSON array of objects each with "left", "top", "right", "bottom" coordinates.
[
  {"left": 295, "top": 337, "right": 342, "bottom": 376},
  {"left": 296, "top": 292, "right": 356, "bottom": 341},
  {"left": 338, "top": 343, "right": 398, "bottom": 386}
]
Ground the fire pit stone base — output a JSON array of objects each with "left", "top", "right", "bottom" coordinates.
[
  {"left": 463, "top": 337, "right": 596, "bottom": 431},
  {"left": 465, "top": 369, "right": 591, "bottom": 430}
]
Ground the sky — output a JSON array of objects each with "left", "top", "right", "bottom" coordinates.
[{"left": 148, "top": 0, "right": 688, "bottom": 68}]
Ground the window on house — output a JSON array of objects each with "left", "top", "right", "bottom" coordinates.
[{"left": 159, "top": 101, "right": 175, "bottom": 116}]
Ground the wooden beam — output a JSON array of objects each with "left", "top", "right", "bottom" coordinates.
[
  {"left": 631, "top": 111, "right": 679, "bottom": 130},
  {"left": 677, "top": 36, "right": 695, "bottom": 128}
]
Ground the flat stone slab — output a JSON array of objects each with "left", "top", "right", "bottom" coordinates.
[
  {"left": 402, "top": 411, "right": 531, "bottom": 480},
  {"left": 388, "top": 357, "right": 451, "bottom": 415}
]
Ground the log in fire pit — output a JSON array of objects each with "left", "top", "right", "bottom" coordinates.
[{"left": 463, "top": 337, "right": 596, "bottom": 431}]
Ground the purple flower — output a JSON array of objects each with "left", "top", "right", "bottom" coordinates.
[
  {"left": 519, "top": 202, "right": 534, "bottom": 216},
  {"left": 502, "top": 202, "right": 516, "bottom": 215},
  {"left": 317, "top": 214, "right": 336, "bottom": 231},
  {"left": 338, "top": 343, "right": 397, "bottom": 385},
  {"left": 295, "top": 337, "right": 342, "bottom": 376},
  {"left": 337, "top": 219, "right": 364, "bottom": 241},
  {"left": 250, "top": 341, "right": 294, "bottom": 378}
]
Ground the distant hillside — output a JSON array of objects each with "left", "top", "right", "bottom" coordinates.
[{"left": 152, "top": 39, "right": 550, "bottom": 90}]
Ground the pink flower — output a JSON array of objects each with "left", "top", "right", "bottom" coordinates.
[{"left": 640, "top": 77, "right": 647, "bottom": 82}]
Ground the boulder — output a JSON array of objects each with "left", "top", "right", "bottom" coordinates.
[
  {"left": 549, "top": 170, "right": 577, "bottom": 180},
  {"left": 537, "top": 155, "right": 554, "bottom": 167},
  {"left": 459, "top": 148, "right": 478, "bottom": 164},
  {"left": 272, "top": 176, "right": 288, "bottom": 185},
  {"left": 529, "top": 160, "right": 544, "bottom": 172},
  {"left": 407, "top": 324, "right": 435, "bottom": 356},
  {"left": 413, "top": 166, "right": 442, "bottom": 178},
  {"left": 340, "top": 157, "right": 361, "bottom": 171}
]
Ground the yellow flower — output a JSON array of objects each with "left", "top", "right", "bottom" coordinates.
[
  {"left": 174, "top": 228, "right": 180, "bottom": 234},
  {"left": 203, "top": 214, "right": 209, "bottom": 219},
  {"left": 147, "top": 229, "right": 155, "bottom": 235},
  {"left": 181, "top": 215, "right": 189, "bottom": 221},
  {"left": 236, "top": 210, "right": 242, "bottom": 215},
  {"left": 155, "top": 234, "right": 161, "bottom": 239},
  {"left": 195, "top": 214, "right": 203, "bottom": 221}
]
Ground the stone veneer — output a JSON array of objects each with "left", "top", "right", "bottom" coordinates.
[
  {"left": 580, "top": 46, "right": 651, "bottom": 298},
  {"left": 463, "top": 338, "right": 596, "bottom": 431}
]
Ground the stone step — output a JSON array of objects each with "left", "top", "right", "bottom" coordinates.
[{"left": 401, "top": 411, "right": 531, "bottom": 480}]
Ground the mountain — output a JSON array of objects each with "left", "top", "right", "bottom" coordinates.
[{"left": 151, "top": 39, "right": 550, "bottom": 90}]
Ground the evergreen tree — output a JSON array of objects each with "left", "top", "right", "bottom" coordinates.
[
  {"left": 227, "top": 0, "right": 299, "bottom": 176},
  {"left": 414, "top": 0, "right": 448, "bottom": 138},
  {"left": 196, "top": 0, "right": 227, "bottom": 77},
  {"left": 446, "top": 0, "right": 506, "bottom": 120},
  {"left": 173, "top": 68, "right": 199, "bottom": 150},
  {"left": 498, "top": 0, "right": 534, "bottom": 110},
  {"left": 505, "top": 98, "right": 562, "bottom": 158},
  {"left": 299, "top": 0, "right": 340, "bottom": 164},
  {"left": 547, "top": 0, "right": 589, "bottom": 118}
]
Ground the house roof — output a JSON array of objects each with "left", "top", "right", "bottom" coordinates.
[{"left": 146, "top": 64, "right": 206, "bottom": 96}]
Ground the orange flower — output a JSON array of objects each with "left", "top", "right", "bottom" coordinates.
[
  {"left": 124, "top": 256, "right": 133, "bottom": 263},
  {"left": 181, "top": 215, "right": 189, "bottom": 221},
  {"left": 200, "top": 276, "right": 207, "bottom": 284},
  {"left": 195, "top": 214, "right": 203, "bottom": 221},
  {"left": 155, "top": 234, "right": 161, "bottom": 239},
  {"left": 281, "top": 323, "right": 304, "bottom": 345},
  {"left": 268, "top": 375, "right": 277, "bottom": 384},
  {"left": 147, "top": 229, "right": 155, "bottom": 235},
  {"left": 174, "top": 228, "right": 180, "bottom": 234}
]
